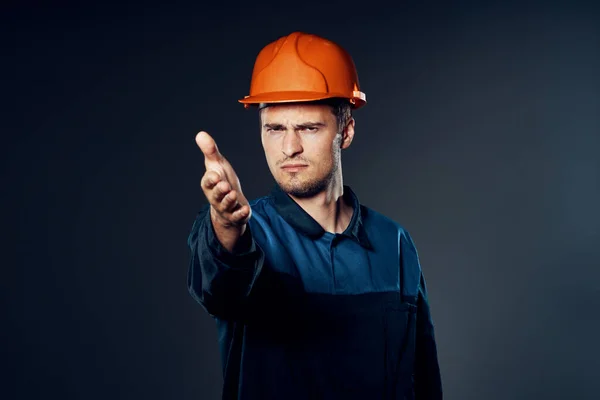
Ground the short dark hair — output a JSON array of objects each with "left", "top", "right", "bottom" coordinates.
[
  {"left": 258, "top": 98, "right": 353, "bottom": 132},
  {"left": 316, "top": 98, "right": 353, "bottom": 132}
]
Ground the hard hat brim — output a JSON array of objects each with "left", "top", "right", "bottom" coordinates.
[{"left": 238, "top": 91, "right": 366, "bottom": 109}]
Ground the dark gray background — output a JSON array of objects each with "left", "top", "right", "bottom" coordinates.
[{"left": 4, "top": 0, "right": 599, "bottom": 399}]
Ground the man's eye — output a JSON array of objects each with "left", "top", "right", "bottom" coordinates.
[{"left": 302, "top": 127, "right": 318, "bottom": 132}]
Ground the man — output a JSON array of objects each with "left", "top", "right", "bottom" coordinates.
[{"left": 187, "top": 31, "right": 442, "bottom": 399}]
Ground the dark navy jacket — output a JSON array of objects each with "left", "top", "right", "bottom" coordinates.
[{"left": 187, "top": 185, "right": 442, "bottom": 399}]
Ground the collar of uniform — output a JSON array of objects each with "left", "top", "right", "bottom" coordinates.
[{"left": 269, "top": 184, "right": 373, "bottom": 250}]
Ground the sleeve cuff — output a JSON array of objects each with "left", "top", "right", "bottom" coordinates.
[{"left": 204, "top": 205, "right": 258, "bottom": 268}]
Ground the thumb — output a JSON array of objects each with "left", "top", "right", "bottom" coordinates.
[{"left": 195, "top": 131, "right": 223, "bottom": 163}]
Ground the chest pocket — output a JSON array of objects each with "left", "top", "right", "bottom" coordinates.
[
  {"left": 296, "top": 292, "right": 418, "bottom": 400},
  {"left": 285, "top": 291, "right": 415, "bottom": 400}
]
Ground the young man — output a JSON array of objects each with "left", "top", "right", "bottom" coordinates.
[{"left": 187, "top": 31, "right": 442, "bottom": 399}]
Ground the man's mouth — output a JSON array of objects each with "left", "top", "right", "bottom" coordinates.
[{"left": 281, "top": 164, "right": 308, "bottom": 172}]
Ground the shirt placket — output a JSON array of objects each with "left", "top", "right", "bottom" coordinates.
[{"left": 329, "top": 234, "right": 341, "bottom": 292}]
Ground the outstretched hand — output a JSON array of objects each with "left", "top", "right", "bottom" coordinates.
[{"left": 196, "top": 131, "right": 252, "bottom": 228}]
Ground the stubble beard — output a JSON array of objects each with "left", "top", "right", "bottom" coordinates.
[
  {"left": 276, "top": 146, "right": 341, "bottom": 198},
  {"left": 272, "top": 132, "right": 344, "bottom": 198},
  {"left": 279, "top": 166, "right": 336, "bottom": 198}
]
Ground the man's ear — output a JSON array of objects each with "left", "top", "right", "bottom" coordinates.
[{"left": 341, "top": 118, "right": 355, "bottom": 149}]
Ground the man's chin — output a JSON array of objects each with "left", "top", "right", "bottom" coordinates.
[{"left": 276, "top": 178, "right": 326, "bottom": 198}]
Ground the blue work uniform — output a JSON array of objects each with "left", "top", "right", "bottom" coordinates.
[{"left": 187, "top": 184, "right": 442, "bottom": 399}]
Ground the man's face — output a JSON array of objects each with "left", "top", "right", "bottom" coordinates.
[{"left": 260, "top": 103, "right": 354, "bottom": 198}]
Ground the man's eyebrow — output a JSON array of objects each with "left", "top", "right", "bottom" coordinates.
[
  {"left": 263, "top": 123, "right": 285, "bottom": 129},
  {"left": 263, "top": 121, "right": 326, "bottom": 129},
  {"left": 294, "top": 121, "right": 326, "bottom": 129}
]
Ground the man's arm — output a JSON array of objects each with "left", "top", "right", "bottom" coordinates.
[
  {"left": 187, "top": 204, "right": 264, "bottom": 320},
  {"left": 187, "top": 131, "right": 264, "bottom": 321},
  {"left": 414, "top": 271, "right": 443, "bottom": 399}
]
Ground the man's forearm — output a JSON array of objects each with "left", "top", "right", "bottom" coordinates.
[{"left": 187, "top": 206, "right": 263, "bottom": 320}]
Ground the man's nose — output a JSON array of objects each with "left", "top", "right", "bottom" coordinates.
[{"left": 282, "top": 131, "right": 303, "bottom": 157}]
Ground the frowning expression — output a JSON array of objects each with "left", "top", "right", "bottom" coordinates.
[{"left": 260, "top": 103, "right": 354, "bottom": 197}]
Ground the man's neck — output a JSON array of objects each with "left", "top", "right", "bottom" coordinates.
[{"left": 289, "top": 179, "right": 353, "bottom": 234}]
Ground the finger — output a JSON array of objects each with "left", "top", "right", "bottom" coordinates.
[
  {"left": 201, "top": 170, "right": 222, "bottom": 191},
  {"left": 230, "top": 204, "right": 251, "bottom": 223},
  {"left": 211, "top": 180, "right": 231, "bottom": 204},
  {"left": 195, "top": 131, "right": 223, "bottom": 164},
  {"left": 220, "top": 189, "right": 239, "bottom": 212}
]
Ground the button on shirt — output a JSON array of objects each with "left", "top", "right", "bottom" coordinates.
[{"left": 187, "top": 184, "right": 442, "bottom": 400}]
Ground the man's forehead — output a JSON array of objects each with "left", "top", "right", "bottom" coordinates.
[{"left": 260, "top": 103, "right": 334, "bottom": 123}]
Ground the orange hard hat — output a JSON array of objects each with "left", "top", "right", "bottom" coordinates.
[{"left": 239, "top": 31, "right": 366, "bottom": 109}]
